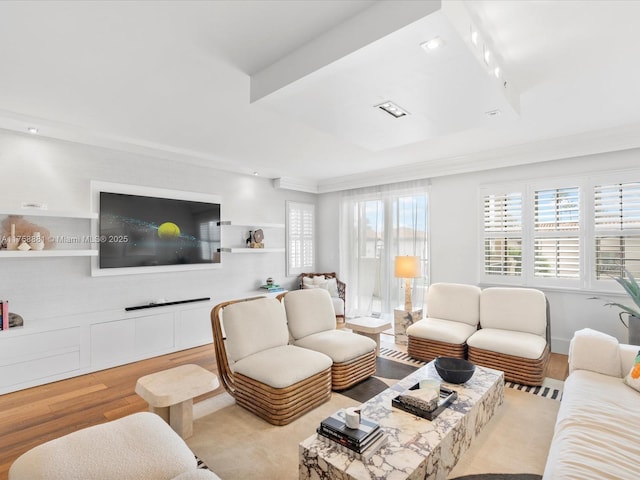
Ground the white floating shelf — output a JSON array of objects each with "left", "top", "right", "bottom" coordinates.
[
  {"left": 0, "top": 249, "right": 98, "bottom": 257},
  {"left": 219, "top": 247, "right": 285, "bottom": 253},
  {"left": 218, "top": 221, "right": 284, "bottom": 229},
  {"left": 0, "top": 210, "right": 98, "bottom": 219}
]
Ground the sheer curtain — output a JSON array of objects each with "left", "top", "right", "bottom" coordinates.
[{"left": 339, "top": 180, "right": 429, "bottom": 318}]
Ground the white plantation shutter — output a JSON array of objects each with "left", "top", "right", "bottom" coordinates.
[
  {"left": 533, "top": 187, "right": 580, "bottom": 278},
  {"left": 483, "top": 192, "right": 522, "bottom": 276},
  {"left": 594, "top": 182, "right": 640, "bottom": 278},
  {"left": 287, "top": 201, "right": 315, "bottom": 275}
]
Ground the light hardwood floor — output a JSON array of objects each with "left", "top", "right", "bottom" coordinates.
[{"left": 0, "top": 342, "right": 568, "bottom": 478}]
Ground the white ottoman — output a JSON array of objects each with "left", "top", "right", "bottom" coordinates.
[{"left": 9, "top": 412, "right": 221, "bottom": 480}]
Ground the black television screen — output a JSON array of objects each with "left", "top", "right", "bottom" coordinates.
[{"left": 98, "top": 191, "right": 221, "bottom": 269}]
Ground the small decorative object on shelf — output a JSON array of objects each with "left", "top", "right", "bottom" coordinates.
[
  {"left": 1, "top": 215, "right": 54, "bottom": 251},
  {"left": 246, "top": 230, "right": 253, "bottom": 247},
  {"left": 266, "top": 277, "right": 274, "bottom": 286},
  {"left": 250, "top": 228, "right": 265, "bottom": 248},
  {"left": 29, "top": 231, "right": 45, "bottom": 251},
  {"left": 0, "top": 300, "right": 9, "bottom": 330}
]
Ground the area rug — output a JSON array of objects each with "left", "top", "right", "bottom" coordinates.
[
  {"left": 450, "top": 475, "right": 541, "bottom": 480},
  {"left": 188, "top": 384, "right": 559, "bottom": 480},
  {"left": 379, "top": 347, "right": 563, "bottom": 400},
  {"left": 339, "top": 356, "right": 417, "bottom": 402}
]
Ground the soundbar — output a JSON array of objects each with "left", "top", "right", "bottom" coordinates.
[{"left": 125, "top": 297, "right": 211, "bottom": 311}]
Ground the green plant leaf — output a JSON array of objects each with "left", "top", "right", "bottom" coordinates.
[{"left": 604, "top": 302, "right": 640, "bottom": 318}]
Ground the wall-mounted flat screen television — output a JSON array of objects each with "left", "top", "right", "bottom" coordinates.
[{"left": 94, "top": 185, "right": 221, "bottom": 275}]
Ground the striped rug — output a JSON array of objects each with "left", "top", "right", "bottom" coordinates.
[{"left": 379, "top": 347, "right": 563, "bottom": 401}]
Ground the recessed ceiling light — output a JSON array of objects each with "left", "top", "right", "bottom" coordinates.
[
  {"left": 27, "top": 127, "right": 38, "bottom": 134},
  {"left": 485, "top": 109, "right": 501, "bottom": 117},
  {"left": 420, "top": 37, "right": 444, "bottom": 51},
  {"left": 470, "top": 27, "right": 479, "bottom": 46},
  {"left": 483, "top": 47, "right": 492, "bottom": 65},
  {"left": 493, "top": 66, "right": 501, "bottom": 78},
  {"left": 375, "top": 101, "right": 409, "bottom": 118},
  {"left": 253, "top": 171, "right": 259, "bottom": 176}
]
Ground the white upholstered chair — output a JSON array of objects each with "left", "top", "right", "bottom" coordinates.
[
  {"left": 406, "top": 283, "right": 482, "bottom": 362},
  {"left": 467, "top": 287, "right": 550, "bottom": 386},
  {"left": 211, "top": 296, "right": 332, "bottom": 425},
  {"left": 281, "top": 288, "right": 376, "bottom": 390},
  {"left": 9, "top": 412, "right": 221, "bottom": 480}
]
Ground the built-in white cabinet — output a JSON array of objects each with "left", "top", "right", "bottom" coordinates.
[
  {"left": 0, "top": 210, "right": 98, "bottom": 257},
  {"left": 218, "top": 221, "right": 285, "bottom": 253},
  {"left": 0, "top": 326, "right": 82, "bottom": 392},
  {"left": 0, "top": 301, "right": 214, "bottom": 395}
]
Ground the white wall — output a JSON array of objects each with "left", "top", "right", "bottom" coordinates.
[
  {"left": 319, "top": 148, "right": 640, "bottom": 353},
  {"left": 0, "top": 129, "right": 315, "bottom": 324}
]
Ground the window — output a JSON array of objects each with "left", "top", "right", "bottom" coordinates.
[
  {"left": 594, "top": 182, "right": 640, "bottom": 278},
  {"left": 533, "top": 187, "right": 580, "bottom": 278},
  {"left": 340, "top": 183, "right": 428, "bottom": 317},
  {"left": 286, "top": 201, "right": 315, "bottom": 276},
  {"left": 481, "top": 171, "right": 640, "bottom": 291},
  {"left": 483, "top": 192, "right": 522, "bottom": 276}
]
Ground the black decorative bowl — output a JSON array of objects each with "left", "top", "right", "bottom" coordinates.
[{"left": 434, "top": 356, "right": 476, "bottom": 384}]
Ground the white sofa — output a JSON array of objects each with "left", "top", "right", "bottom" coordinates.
[
  {"left": 543, "top": 328, "right": 640, "bottom": 479},
  {"left": 9, "top": 412, "right": 221, "bottom": 480}
]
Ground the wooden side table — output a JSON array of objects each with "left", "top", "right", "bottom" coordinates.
[
  {"left": 135, "top": 364, "right": 219, "bottom": 438},
  {"left": 345, "top": 316, "right": 391, "bottom": 355}
]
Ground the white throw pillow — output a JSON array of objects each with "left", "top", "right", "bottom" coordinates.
[
  {"left": 326, "top": 277, "right": 340, "bottom": 298},
  {"left": 302, "top": 277, "right": 316, "bottom": 289},
  {"left": 623, "top": 349, "right": 640, "bottom": 392}
]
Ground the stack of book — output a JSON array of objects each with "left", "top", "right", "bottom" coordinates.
[
  {"left": 260, "top": 284, "right": 285, "bottom": 293},
  {"left": 316, "top": 411, "right": 387, "bottom": 460},
  {"left": 0, "top": 300, "right": 9, "bottom": 330}
]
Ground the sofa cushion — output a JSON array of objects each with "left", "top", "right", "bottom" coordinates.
[
  {"left": 9, "top": 412, "right": 197, "bottom": 480},
  {"left": 479, "top": 287, "right": 547, "bottom": 336},
  {"left": 426, "top": 283, "right": 481, "bottom": 327},
  {"left": 623, "top": 349, "right": 640, "bottom": 392},
  {"left": 466, "top": 328, "right": 547, "bottom": 359},
  {"left": 569, "top": 328, "right": 621, "bottom": 377},
  {"left": 232, "top": 345, "right": 332, "bottom": 389},
  {"left": 223, "top": 297, "right": 289, "bottom": 363},
  {"left": 294, "top": 330, "right": 375, "bottom": 363},
  {"left": 406, "top": 318, "right": 478, "bottom": 344},
  {"left": 284, "top": 289, "right": 336, "bottom": 340},
  {"left": 543, "top": 369, "right": 640, "bottom": 480}
]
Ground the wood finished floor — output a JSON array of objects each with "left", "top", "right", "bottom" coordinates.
[{"left": 0, "top": 341, "right": 568, "bottom": 478}]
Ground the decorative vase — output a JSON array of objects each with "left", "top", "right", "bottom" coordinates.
[
  {"left": 629, "top": 314, "right": 640, "bottom": 346},
  {"left": 30, "top": 231, "right": 45, "bottom": 250},
  {"left": 6, "top": 223, "right": 19, "bottom": 250}
]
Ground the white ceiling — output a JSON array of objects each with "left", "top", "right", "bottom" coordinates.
[{"left": 1, "top": 0, "right": 640, "bottom": 193}]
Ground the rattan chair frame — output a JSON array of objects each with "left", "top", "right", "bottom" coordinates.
[
  {"left": 407, "top": 337, "right": 467, "bottom": 362},
  {"left": 211, "top": 297, "right": 332, "bottom": 425}
]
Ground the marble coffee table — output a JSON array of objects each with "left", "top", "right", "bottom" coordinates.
[{"left": 299, "top": 360, "right": 504, "bottom": 480}]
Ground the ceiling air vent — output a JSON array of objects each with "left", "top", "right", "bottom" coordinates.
[{"left": 375, "top": 101, "right": 409, "bottom": 118}]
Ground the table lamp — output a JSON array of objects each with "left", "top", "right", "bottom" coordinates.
[{"left": 395, "top": 255, "right": 421, "bottom": 312}]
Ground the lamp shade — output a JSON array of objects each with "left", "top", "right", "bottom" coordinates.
[{"left": 394, "top": 256, "right": 421, "bottom": 278}]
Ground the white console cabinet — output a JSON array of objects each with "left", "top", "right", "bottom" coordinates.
[{"left": 0, "top": 301, "right": 214, "bottom": 395}]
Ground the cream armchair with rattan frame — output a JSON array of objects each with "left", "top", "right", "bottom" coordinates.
[
  {"left": 211, "top": 296, "right": 332, "bottom": 425},
  {"left": 280, "top": 288, "right": 376, "bottom": 391},
  {"left": 467, "top": 287, "right": 551, "bottom": 386},
  {"left": 406, "top": 283, "right": 482, "bottom": 362}
]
